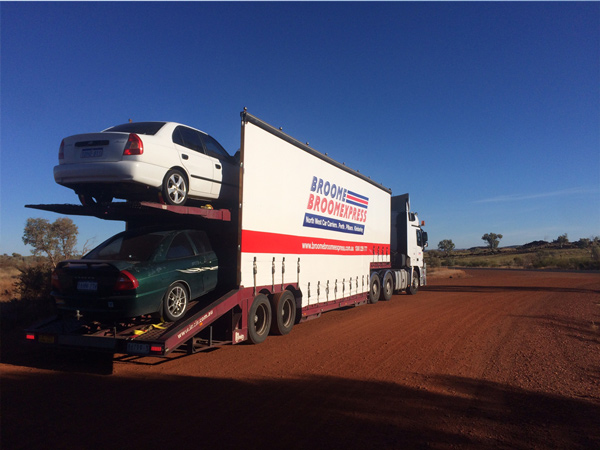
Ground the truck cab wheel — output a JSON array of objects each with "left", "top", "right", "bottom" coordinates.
[
  {"left": 270, "top": 291, "right": 296, "bottom": 335},
  {"left": 248, "top": 294, "right": 271, "bottom": 344},
  {"left": 369, "top": 273, "right": 381, "bottom": 304},
  {"left": 407, "top": 272, "right": 420, "bottom": 295}
]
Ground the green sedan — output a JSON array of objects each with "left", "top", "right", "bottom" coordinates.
[{"left": 51, "top": 227, "right": 218, "bottom": 322}]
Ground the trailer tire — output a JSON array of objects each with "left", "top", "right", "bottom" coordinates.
[
  {"left": 270, "top": 291, "right": 296, "bottom": 335},
  {"left": 382, "top": 272, "right": 394, "bottom": 301},
  {"left": 369, "top": 273, "right": 381, "bottom": 304},
  {"left": 162, "top": 282, "right": 188, "bottom": 322},
  {"left": 407, "top": 271, "right": 420, "bottom": 295},
  {"left": 248, "top": 294, "right": 272, "bottom": 344}
]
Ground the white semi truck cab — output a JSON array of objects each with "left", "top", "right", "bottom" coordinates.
[{"left": 391, "top": 193, "right": 428, "bottom": 294}]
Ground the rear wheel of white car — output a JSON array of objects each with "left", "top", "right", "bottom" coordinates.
[
  {"left": 162, "top": 169, "right": 188, "bottom": 205},
  {"left": 163, "top": 282, "right": 188, "bottom": 322}
]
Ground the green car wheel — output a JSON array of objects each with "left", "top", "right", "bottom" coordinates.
[{"left": 163, "top": 282, "right": 188, "bottom": 322}]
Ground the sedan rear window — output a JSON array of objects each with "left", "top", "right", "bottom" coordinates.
[
  {"left": 104, "top": 122, "right": 166, "bottom": 135},
  {"left": 85, "top": 232, "right": 166, "bottom": 261}
]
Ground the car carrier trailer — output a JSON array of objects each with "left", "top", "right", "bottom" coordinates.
[{"left": 25, "top": 110, "right": 427, "bottom": 357}]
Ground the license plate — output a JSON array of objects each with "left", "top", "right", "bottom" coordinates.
[
  {"left": 77, "top": 280, "right": 98, "bottom": 292},
  {"left": 81, "top": 148, "right": 103, "bottom": 158},
  {"left": 38, "top": 334, "right": 55, "bottom": 344},
  {"left": 127, "top": 342, "right": 149, "bottom": 355}
]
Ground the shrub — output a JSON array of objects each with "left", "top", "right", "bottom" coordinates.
[
  {"left": 427, "top": 256, "right": 442, "bottom": 268},
  {"left": 1, "top": 263, "right": 56, "bottom": 328},
  {"left": 16, "top": 263, "right": 53, "bottom": 299},
  {"left": 442, "top": 258, "right": 456, "bottom": 267}
]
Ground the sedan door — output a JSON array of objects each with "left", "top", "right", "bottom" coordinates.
[
  {"left": 172, "top": 126, "right": 215, "bottom": 198},
  {"left": 200, "top": 134, "right": 227, "bottom": 198},
  {"left": 162, "top": 231, "right": 205, "bottom": 297}
]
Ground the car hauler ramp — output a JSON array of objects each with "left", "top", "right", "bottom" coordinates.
[{"left": 26, "top": 287, "right": 252, "bottom": 357}]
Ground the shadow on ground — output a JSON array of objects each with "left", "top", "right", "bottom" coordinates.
[{"left": 2, "top": 367, "right": 598, "bottom": 449}]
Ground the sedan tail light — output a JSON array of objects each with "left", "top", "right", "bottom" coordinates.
[
  {"left": 123, "top": 133, "right": 143, "bottom": 155},
  {"left": 114, "top": 270, "right": 139, "bottom": 291},
  {"left": 58, "top": 140, "right": 65, "bottom": 160}
]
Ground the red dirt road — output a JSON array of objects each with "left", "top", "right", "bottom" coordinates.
[{"left": 2, "top": 269, "right": 599, "bottom": 449}]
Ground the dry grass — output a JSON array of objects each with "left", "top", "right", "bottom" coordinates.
[
  {"left": 0, "top": 267, "right": 20, "bottom": 301},
  {"left": 427, "top": 267, "right": 469, "bottom": 279}
]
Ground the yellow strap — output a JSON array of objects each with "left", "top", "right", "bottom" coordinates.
[{"left": 132, "top": 322, "right": 167, "bottom": 336}]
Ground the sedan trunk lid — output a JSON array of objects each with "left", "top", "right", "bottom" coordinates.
[{"left": 60, "top": 132, "right": 133, "bottom": 164}]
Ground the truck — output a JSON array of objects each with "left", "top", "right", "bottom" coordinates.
[{"left": 25, "top": 110, "right": 427, "bottom": 357}]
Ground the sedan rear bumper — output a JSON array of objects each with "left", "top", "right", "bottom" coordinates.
[
  {"left": 54, "top": 160, "right": 165, "bottom": 190},
  {"left": 54, "top": 292, "right": 158, "bottom": 321}
]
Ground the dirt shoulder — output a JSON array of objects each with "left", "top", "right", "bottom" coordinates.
[{"left": 2, "top": 269, "right": 599, "bottom": 449}]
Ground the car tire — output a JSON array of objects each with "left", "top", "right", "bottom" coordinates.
[
  {"left": 162, "top": 282, "right": 188, "bottom": 322},
  {"left": 162, "top": 169, "right": 188, "bottom": 206}
]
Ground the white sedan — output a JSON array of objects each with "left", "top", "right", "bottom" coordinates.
[{"left": 54, "top": 122, "right": 239, "bottom": 206}]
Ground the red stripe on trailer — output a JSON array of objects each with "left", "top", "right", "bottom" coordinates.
[{"left": 241, "top": 229, "right": 390, "bottom": 256}]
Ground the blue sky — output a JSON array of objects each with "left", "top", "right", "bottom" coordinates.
[{"left": 1, "top": 2, "right": 599, "bottom": 255}]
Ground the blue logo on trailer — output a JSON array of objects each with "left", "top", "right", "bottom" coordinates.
[{"left": 304, "top": 176, "right": 369, "bottom": 235}]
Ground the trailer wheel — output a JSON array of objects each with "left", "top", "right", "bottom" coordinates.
[
  {"left": 382, "top": 272, "right": 394, "bottom": 301},
  {"left": 162, "top": 169, "right": 188, "bottom": 205},
  {"left": 407, "top": 271, "right": 420, "bottom": 295},
  {"left": 163, "top": 282, "right": 188, "bottom": 322},
  {"left": 270, "top": 291, "right": 296, "bottom": 335},
  {"left": 248, "top": 294, "right": 271, "bottom": 344},
  {"left": 369, "top": 273, "right": 381, "bottom": 304}
]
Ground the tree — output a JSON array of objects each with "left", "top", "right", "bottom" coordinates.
[
  {"left": 482, "top": 233, "right": 503, "bottom": 251},
  {"left": 437, "top": 239, "right": 455, "bottom": 257},
  {"left": 22, "top": 217, "right": 79, "bottom": 267},
  {"left": 555, "top": 233, "right": 569, "bottom": 249}
]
